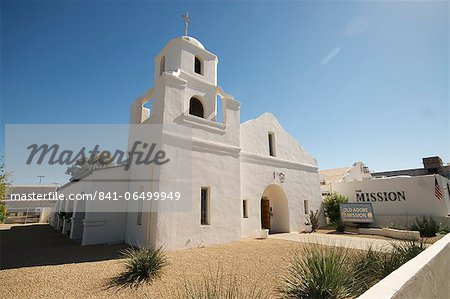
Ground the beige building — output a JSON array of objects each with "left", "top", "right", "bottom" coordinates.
[{"left": 320, "top": 157, "right": 450, "bottom": 228}]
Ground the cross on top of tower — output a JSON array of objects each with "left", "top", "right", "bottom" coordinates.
[{"left": 182, "top": 12, "right": 191, "bottom": 36}]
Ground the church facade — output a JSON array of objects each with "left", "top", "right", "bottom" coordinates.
[{"left": 52, "top": 36, "right": 322, "bottom": 250}]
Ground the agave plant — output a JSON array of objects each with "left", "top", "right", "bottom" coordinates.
[
  {"left": 180, "top": 266, "right": 271, "bottom": 299},
  {"left": 111, "top": 246, "right": 168, "bottom": 288},
  {"left": 279, "top": 244, "right": 365, "bottom": 299}
]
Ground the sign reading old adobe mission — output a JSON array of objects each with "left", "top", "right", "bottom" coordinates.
[{"left": 340, "top": 203, "right": 375, "bottom": 223}]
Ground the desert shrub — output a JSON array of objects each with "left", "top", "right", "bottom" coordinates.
[
  {"left": 180, "top": 266, "right": 270, "bottom": 299},
  {"left": 0, "top": 204, "right": 6, "bottom": 223},
  {"left": 438, "top": 224, "right": 450, "bottom": 235},
  {"left": 353, "top": 246, "right": 386, "bottom": 288},
  {"left": 323, "top": 193, "right": 348, "bottom": 229},
  {"left": 335, "top": 220, "right": 345, "bottom": 232},
  {"left": 279, "top": 245, "right": 364, "bottom": 299},
  {"left": 411, "top": 216, "right": 438, "bottom": 237},
  {"left": 354, "top": 240, "right": 426, "bottom": 290},
  {"left": 280, "top": 239, "right": 426, "bottom": 298},
  {"left": 391, "top": 239, "right": 426, "bottom": 262},
  {"left": 307, "top": 210, "right": 320, "bottom": 232},
  {"left": 111, "top": 246, "right": 167, "bottom": 288}
]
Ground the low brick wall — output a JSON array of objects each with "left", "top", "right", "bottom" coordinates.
[{"left": 359, "top": 233, "right": 450, "bottom": 298}]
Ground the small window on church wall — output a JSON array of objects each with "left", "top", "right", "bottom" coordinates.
[
  {"left": 159, "top": 56, "right": 165, "bottom": 76},
  {"left": 243, "top": 200, "right": 248, "bottom": 218},
  {"left": 304, "top": 200, "right": 309, "bottom": 215},
  {"left": 194, "top": 56, "right": 202, "bottom": 75},
  {"left": 201, "top": 187, "right": 210, "bottom": 225},
  {"left": 137, "top": 185, "right": 144, "bottom": 226},
  {"left": 189, "top": 97, "right": 204, "bottom": 118},
  {"left": 268, "top": 132, "right": 276, "bottom": 157}
]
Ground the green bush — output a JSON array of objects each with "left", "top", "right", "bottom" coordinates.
[
  {"left": 279, "top": 245, "right": 364, "bottom": 298},
  {"left": 112, "top": 246, "right": 167, "bottom": 288},
  {"left": 306, "top": 210, "right": 320, "bottom": 232},
  {"left": 438, "top": 224, "right": 450, "bottom": 235},
  {"left": 0, "top": 204, "right": 6, "bottom": 223},
  {"left": 180, "top": 267, "right": 270, "bottom": 299},
  {"left": 411, "top": 216, "right": 438, "bottom": 237},
  {"left": 323, "top": 193, "right": 348, "bottom": 229}
]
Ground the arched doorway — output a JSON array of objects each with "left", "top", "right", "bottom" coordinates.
[{"left": 260, "top": 184, "right": 290, "bottom": 233}]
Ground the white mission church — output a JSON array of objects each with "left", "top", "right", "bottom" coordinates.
[{"left": 52, "top": 33, "right": 322, "bottom": 250}]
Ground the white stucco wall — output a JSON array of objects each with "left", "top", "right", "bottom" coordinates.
[
  {"left": 59, "top": 167, "right": 129, "bottom": 245},
  {"left": 359, "top": 233, "right": 450, "bottom": 299},
  {"left": 153, "top": 149, "right": 242, "bottom": 251},
  {"left": 240, "top": 113, "right": 322, "bottom": 237}
]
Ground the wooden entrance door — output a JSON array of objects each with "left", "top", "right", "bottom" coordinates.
[{"left": 261, "top": 198, "right": 270, "bottom": 230}]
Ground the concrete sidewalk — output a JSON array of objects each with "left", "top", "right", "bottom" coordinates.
[{"left": 269, "top": 232, "right": 406, "bottom": 251}]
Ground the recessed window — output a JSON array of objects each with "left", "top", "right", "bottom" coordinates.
[
  {"left": 137, "top": 185, "right": 144, "bottom": 226},
  {"left": 159, "top": 56, "right": 165, "bottom": 76},
  {"left": 201, "top": 187, "right": 210, "bottom": 225},
  {"left": 189, "top": 97, "right": 204, "bottom": 118},
  {"left": 268, "top": 132, "right": 276, "bottom": 157},
  {"left": 304, "top": 200, "right": 309, "bottom": 215},
  {"left": 243, "top": 200, "right": 248, "bottom": 218},
  {"left": 194, "top": 56, "right": 202, "bottom": 75}
]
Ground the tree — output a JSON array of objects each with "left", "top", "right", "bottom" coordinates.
[
  {"left": 323, "top": 192, "right": 348, "bottom": 231},
  {"left": 65, "top": 154, "right": 114, "bottom": 181},
  {"left": 0, "top": 153, "right": 12, "bottom": 223}
]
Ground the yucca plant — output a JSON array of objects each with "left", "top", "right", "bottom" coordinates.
[
  {"left": 180, "top": 266, "right": 271, "bottom": 299},
  {"left": 391, "top": 239, "right": 426, "bottom": 262},
  {"left": 354, "top": 239, "right": 426, "bottom": 290},
  {"left": 306, "top": 210, "right": 320, "bottom": 232},
  {"left": 112, "top": 246, "right": 167, "bottom": 288},
  {"left": 411, "top": 216, "right": 438, "bottom": 237},
  {"left": 353, "top": 246, "right": 397, "bottom": 288},
  {"left": 279, "top": 245, "right": 364, "bottom": 299}
]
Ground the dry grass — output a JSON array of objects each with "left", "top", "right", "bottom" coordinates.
[{"left": 1, "top": 238, "right": 301, "bottom": 299}]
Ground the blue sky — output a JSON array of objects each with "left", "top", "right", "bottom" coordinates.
[{"left": 1, "top": 0, "right": 449, "bottom": 184}]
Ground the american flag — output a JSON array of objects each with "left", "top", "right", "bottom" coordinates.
[{"left": 435, "top": 177, "right": 443, "bottom": 200}]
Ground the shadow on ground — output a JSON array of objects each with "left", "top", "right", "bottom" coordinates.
[{"left": 0, "top": 224, "right": 128, "bottom": 270}]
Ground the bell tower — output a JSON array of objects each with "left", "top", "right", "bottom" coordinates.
[
  {"left": 150, "top": 34, "right": 219, "bottom": 121},
  {"left": 130, "top": 15, "right": 240, "bottom": 144}
]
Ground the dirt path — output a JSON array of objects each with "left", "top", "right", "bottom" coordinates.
[{"left": 1, "top": 224, "right": 302, "bottom": 298}]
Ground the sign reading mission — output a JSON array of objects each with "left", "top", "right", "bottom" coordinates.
[{"left": 339, "top": 203, "right": 374, "bottom": 223}]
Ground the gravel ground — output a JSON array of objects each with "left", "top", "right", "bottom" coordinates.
[{"left": 1, "top": 225, "right": 302, "bottom": 298}]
